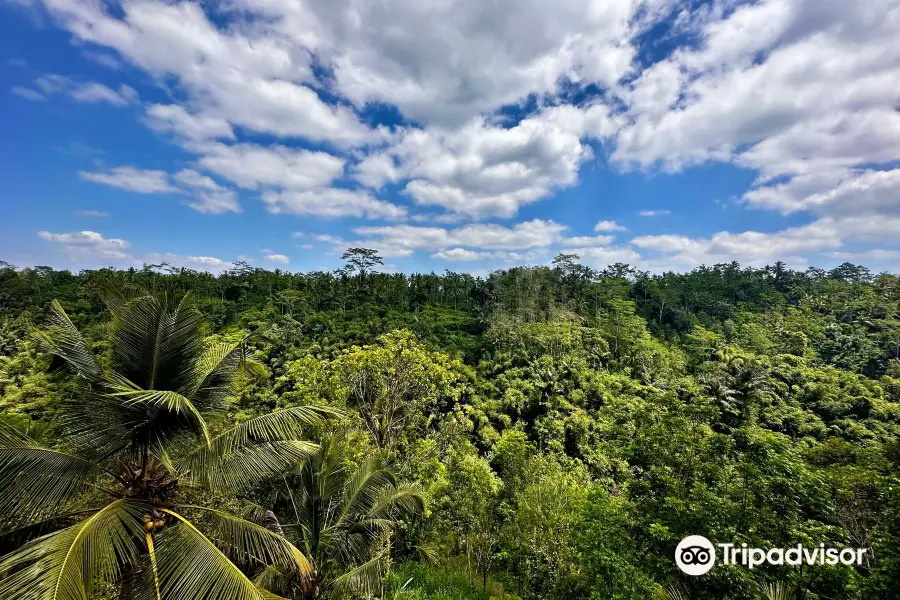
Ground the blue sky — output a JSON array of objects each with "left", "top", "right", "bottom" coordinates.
[{"left": 1, "top": 0, "right": 899, "bottom": 274}]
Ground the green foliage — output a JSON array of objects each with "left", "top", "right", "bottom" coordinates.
[{"left": 2, "top": 259, "right": 900, "bottom": 599}]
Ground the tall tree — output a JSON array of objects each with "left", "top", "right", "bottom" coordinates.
[{"left": 341, "top": 248, "right": 384, "bottom": 278}]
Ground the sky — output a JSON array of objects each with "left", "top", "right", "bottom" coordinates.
[{"left": 1, "top": 0, "right": 899, "bottom": 275}]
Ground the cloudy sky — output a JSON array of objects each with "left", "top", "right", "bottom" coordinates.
[{"left": 1, "top": 0, "right": 899, "bottom": 274}]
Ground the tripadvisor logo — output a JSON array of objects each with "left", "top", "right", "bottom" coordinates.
[
  {"left": 675, "top": 536, "right": 868, "bottom": 576},
  {"left": 676, "top": 536, "right": 716, "bottom": 575}
]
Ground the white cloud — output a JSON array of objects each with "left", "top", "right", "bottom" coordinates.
[
  {"left": 594, "top": 220, "right": 626, "bottom": 232},
  {"left": 29, "top": 74, "right": 137, "bottom": 105},
  {"left": 11, "top": 86, "right": 45, "bottom": 101},
  {"left": 613, "top": 0, "right": 900, "bottom": 175},
  {"left": 826, "top": 249, "right": 900, "bottom": 262},
  {"left": 630, "top": 215, "right": 900, "bottom": 268},
  {"left": 432, "top": 248, "right": 484, "bottom": 261},
  {"left": 39, "top": 0, "right": 379, "bottom": 146},
  {"left": 638, "top": 210, "right": 671, "bottom": 217},
  {"left": 562, "top": 235, "right": 614, "bottom": 247},
  {"left": 743, "top": 168, "right": 900, "bottom": 217},
  {"left": 26, "top": 0, "right": 900, "bottom": 262},
  {"left": 355, "top": 104, "right": 617, "bottom": 218},
  {"left": 79, "top": 166, "right": 178, "bottom": 194},
  {"left": 565, "top": 245, "right": 642, "bottom": 268},
  {"left": 262, "top": 188, "right": 407, "bottom": 220},
  {"left": 142, "top": 253, "right": 232, "bottom": 272},
  {"left": 354, "top": 219, "right": 567, "bottom": 255},
  {"left": 70, "top": 82, "right": 138, "bottom": 106},
  {"left": 33, "top": 74, "right": 69, "bottom": 94},
  {"left": 79, "top": 165, "right": 241, "bottom": 214},
  {"left": 313, "top": 234, "right": 345, "bottom": 244},
  {"left": 38, "top": 230, "right": 131, "bottom": 259},
  {"left": 631, "top": 223, "right": 834, "bottom": 267},
  {"left": 36, "top": 231, "right": 238, "bottom": 272},
  {"left": 173, "top": 169, "right": 241, "bottom": 214},
  {"left": 431, "top": 248, "right": 548, "bottom": 262},
  {"left": 195, "top": 142, "right": 345, "bottom": 191},
  {"left": 76, "top": 210, "right": 110, "bottom": 217},
  {"left": 264, "top": 253, "right": 290, "bottom": 264},
  {"left": 145, "top": 104, "right": 235, "bottom": 141},
  {"left": 238, "top": 0, "right": 640, "bottom": 127}
]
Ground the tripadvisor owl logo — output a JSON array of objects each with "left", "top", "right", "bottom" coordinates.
[
  {"left": 675, "top": 535, "right": 869, "bottom": 576},
  {"left": 675, "top": 535, "right": 716, "bottom": 575}
]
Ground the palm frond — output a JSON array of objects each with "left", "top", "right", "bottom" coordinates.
[
  {"left": 338, "top": 454, "right": 396, "bottom": 524},
  {"left": 330, "top": 550, "right": 387, "bottom": 599},
  {"left": 205, "top": 406, "right": 337, "bottom": 455},
  {"left": 181, "top": 336, "right": 268, "bottom": 412},
  {"left": 106, "top": 374, "right": 210, "bottom": 446},
  {"left": 762, "top": 582, "right": 796, "bottom": 600},
  {"left": 153, "top": 509, "right": 288, "bottom": 600},
  {"left": 654, "top": 585, "right": 687, "bottom": 600},
  {"left": 33, "top": 300, "right": 101, "bottom": 382},
  {"left": 0, "top": 430, "right": 107, "bottom": 530},
  {"left": 174, "top": 505, "right": 311, "bottom": 577},
  {"left": 108, "top": 293, "right": 202, "bottom": 392},
  {"left": 185, "top": 440, "right": 320, "bottom": 491},
  {"left": 180, "top": 406, "right": 339, "bottom": 490},
  {"left": 0, "top": 499, "right": 146, "bottom": 600},
  {"left": 367, "top": 485, "right": 426, "bottom": 520}
]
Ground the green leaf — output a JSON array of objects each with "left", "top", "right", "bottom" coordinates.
[
  {"left": 154, "top": 509, "right": 289, "bottom": 600},
  {"left": 175, "top": 505, "right": 311, "bottom": 577},
  {"left": 0, "top": 500, "right": 146, "bottom": 600},
  {"left": 0, "top": 430, "right": 106, "bottom": 530}
]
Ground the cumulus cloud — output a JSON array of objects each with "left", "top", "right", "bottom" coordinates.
[
  {"left": 743, "top": 168, "right": 900, "bottom": 217},
  {"left": 145, "top": 104, "right": 235, "bottom": 141},
  {"left": 826, "top": 249, "right": 900, "bottom": 262},
  {"left": 195, "top": 142, "right": 345, "bottom": 191},
  {"left": 432, "top": 248, "right": 484, "bottom": 261},
  {"left": 431, "top": 248, "right": 548, "bottom": 262},
  {"left": 80, "top": 166, "right": 241, "bottom": 214},
  {"left": 262, "top": 188, "right": 407, "bottom": 220},
  {"left": 355, "top": 219, "right": 567, "bottom": 253},
  {"left": 39, "top": 0, "right": 378, "bottom": 146},
  {"left": 355, "top": 104, "right": 619, "bottom": 218},
  {"left": 565, "top": 246, "right": 642, "bottom": 268},
  {"left": 36, "top": 231, "right": 238, "bottom": 272},
  {"left": 24, "top": 0, "right": 900, "bottom": 261},
  {"left": 594, "top": 220, "right": 626, "bottom": 232},
  {"left": 38, "top": 230, "right": 131, "bottom": 259},
  {"left": 142, "top": 253, "right": 232, "bottom": 272},
  {"left": 233, "top": 0, "right": 640, "bottom": 127},
  {"left": 21, "top": 74, "right": 138, "bottom": 105},
  {"left": 264, "top": 253, "right": 290, "bottom": 264},
  {"left": 562, "top": 235, "right": 615, "bottom": 247},
  {"left": 173, "top": 169, "right": 241, "bottom": 214},
  {"left": 630, "top": 214, "right": 900, "bottom": 269},
  {"left": 638, "top": 210, "right": 671, "bottom": 217},
  {"left": 79, "top": 166, "right": 178, "bottom": 194}
]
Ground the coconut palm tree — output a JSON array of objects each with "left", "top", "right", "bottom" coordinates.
[
  {"left": 0, "top": 289, "right": 337, "bottom": 600},
  {"left": 257, "top": 433, "right": 425, "bottom": 600}
]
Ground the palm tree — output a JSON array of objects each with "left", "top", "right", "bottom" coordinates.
[
  {"left": 0, "top": 289, "right": 337, "bottom": 600},
  {"left": 258, "top": 433, "right": 425, "bottom": 600}
]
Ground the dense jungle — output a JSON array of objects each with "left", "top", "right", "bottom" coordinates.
[{"left": 1, "top": 253, "right": 899, "bottom": 600}]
